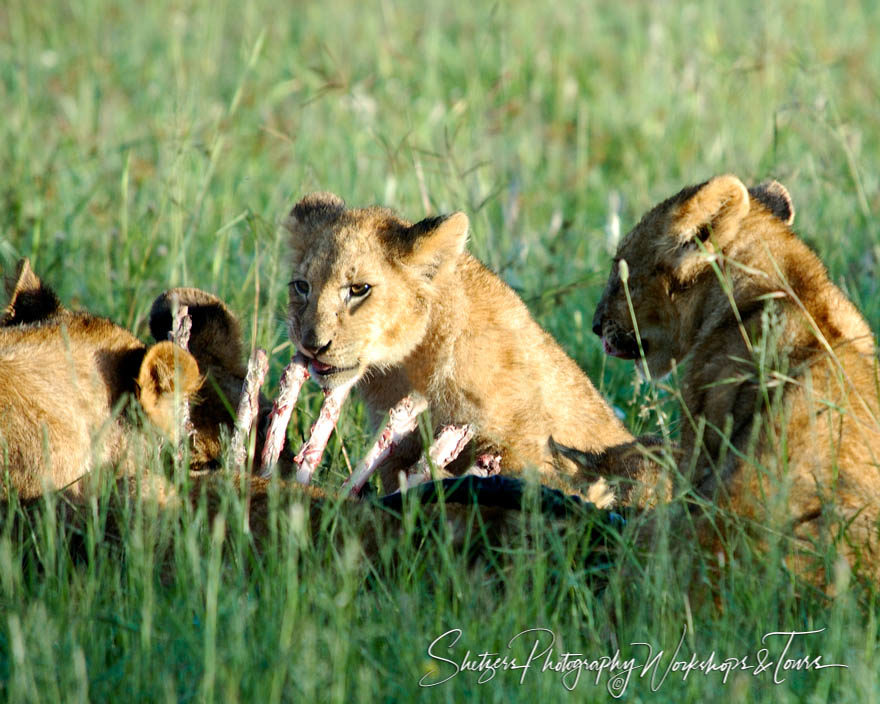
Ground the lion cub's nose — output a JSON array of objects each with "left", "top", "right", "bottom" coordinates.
[
  {"left": 591, "top": 309, "right": 604, "bottom": 337},
  {"left": 300, "top": 330, "right": 332, "bottom": 357}
]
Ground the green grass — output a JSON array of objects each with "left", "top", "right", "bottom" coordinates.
[{"left": 2, "top": 0, "right": 879, "bottom": 700}]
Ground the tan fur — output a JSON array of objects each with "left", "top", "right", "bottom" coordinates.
[
  {"left": 0, "top": 261, "right": 274, "bottom": 499},
  {"left": 1, "top": 284, "right": 161, "bottom": 498},
  {"left": 284, "top": 193, "right": 633, "bottom": 499},
  {"left": 593, "top": 175, "right": 880, "bottom": 586}
]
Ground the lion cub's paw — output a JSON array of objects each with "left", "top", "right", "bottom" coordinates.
[{"left": 584, "top": 477, "right": 616, "bottom": 510}]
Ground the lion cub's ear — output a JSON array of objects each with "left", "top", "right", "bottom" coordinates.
[
  {"left": 674, "top": 174, "right": 750, "bottom": 248},
  {"left": 666, "top": 175, "right": 751, "bottom": 284},
  {"left": 403, "top": 212, "right": 469, "bottom": 280},
  {"left": 2, "top": 258, "right": 62, "bottom": 326},
  {"left": 136, "top": 341, "right": 202, "bottom": 436},
  {"left": 748, "top": 180, "right": 794, "bottom": 226}
]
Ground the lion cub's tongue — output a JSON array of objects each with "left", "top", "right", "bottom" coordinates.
[{"left": 311, "top": 359, "right": 332, "bottom": 373}]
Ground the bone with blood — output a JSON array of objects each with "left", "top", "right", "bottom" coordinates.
[
  {"left": 293, "top": 379, "right": 356, "bottom": 485},
  {"left": 342, "top": 394, "right": 429, "bottom": 495},
  {"left": 406, "top": 423, "right": 476, "bottom": 488},
  {"left": 230, "top": 348, "right": 269, "bottom": 469},
  {"left": 259, "top": 354, "right": 310, "bottom": 476},
  {"left": 231, "top": 351, "right": 478, "bottom": 491}
]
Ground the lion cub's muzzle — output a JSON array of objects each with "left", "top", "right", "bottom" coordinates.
[
  {"left": 592, "top": 308, "right": 642, "bottom": 361},
  {"left": 298, "top": 350, "right": 362, "bottom": 389},
  {"left": 293, "top": 331, "right": 358, "bottom": 387},
  {"left": 306, "top": 359, "right": 361, "bottom": 387}
]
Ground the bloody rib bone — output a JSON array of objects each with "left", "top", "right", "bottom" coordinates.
[
  {"left": 341, "top": 394, "right": 429, "bottom": 496},
  {"left": 259, "top": 354, "right": 310, "bottom": 477},
  {"left": 230, "top": 348, "right": 269, "bottom": 468},
  {"left": 294, "top": 379, "right": 356, "bottom": 485},
  {"left": 468, "top": 452, "right": 502, "bottom": 477},
  {"left": 404, "top": 424, "right": 475, "bottom": 489},
  {"left": 169, "top": 294, "right": 192, "bottom": 351},
  {"left": 169, "top": 296, "right": 194, "bottom": 455}
]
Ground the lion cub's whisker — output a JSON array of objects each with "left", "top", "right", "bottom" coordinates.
[
  {"left": 293, "top": 379, "right": 356, "bottom": 485},
  {"left": 230, "top": 348, "right": 269, "bottom": 469},
  {"left": 341, "top": 394, "right": 430, "bottom": 496},
  {"left": 259, "top": 354, "right": 311, "bottom": 477},
  {"left": 404, "top": 423, "right": 475, "bottom": 489}
]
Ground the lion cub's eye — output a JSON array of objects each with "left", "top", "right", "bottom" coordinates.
[
  {"left": 349, "top": 283, "right": 371, "bottom": 298},
  {"left": 290, "top": 279, "right": 310, "bottom": 297}
]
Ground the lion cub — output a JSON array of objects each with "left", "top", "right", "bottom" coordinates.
[
  {"left": 284, "top": 193, "right": 633, "bottom": 498},
  {"left": 593, "top": 175, "right": 880, "bottom": 586},
  {"left": 0, "top": 260, "right": 276, "bottom": 499}
]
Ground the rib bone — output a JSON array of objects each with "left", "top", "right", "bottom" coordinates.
[
  {"left": 230, "top": 348, "right": 269, "bottom": 468},
  {"left": 341, "top": 394, "right": 429, "bottom": 496},
  {"left": 405, "top": 424, "right": 475, "bottom": 488},
  {"left": 259, "top": 354, "right": 311, "bottom": 477},
  {"left": 466, "top": 452, "right": 503, "bottom": 477},
  {"left": 169, "top": 295, "right": 194, "bottom": 456},
  {"left": 293, "top": 379, "right": 356, "bottom": 485},
  {"left": 169, "top": 294, "right": 192, "bottom": 351}
]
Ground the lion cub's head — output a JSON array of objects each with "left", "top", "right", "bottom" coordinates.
[
  {"left": 592, "top": 175, "right": 795, "bottom": 379},
  {"left": 283, "top": 192, "right": 469, "bottom": 388}
]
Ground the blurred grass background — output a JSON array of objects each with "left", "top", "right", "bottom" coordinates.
[{"left": 1, "top": 0, "right": 879, "bottom": 700}]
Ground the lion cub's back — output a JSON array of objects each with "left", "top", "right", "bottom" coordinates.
[{"left": 0, "top": 319, "right": 142, "bottom": 497}]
